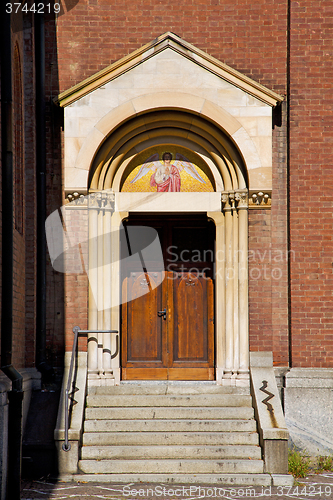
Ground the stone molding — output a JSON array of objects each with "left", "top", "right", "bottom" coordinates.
[
  {"left": 65, "top": 191, "right": 115, "bottom": 211},
  {"left": 88, "top": 192, "right": 115, "bottom": 210},
  {"left": 55, "top": 32, "right": 284, "bottom": 108},
  {"left": 249, "top": 190, "right": 272, "bottom": 209},
  {"left": 66, "top": 192, "right": 86, "bottom": 206},
  {"left": 222, "top": 190, "right": 248, "bottom": 211}
]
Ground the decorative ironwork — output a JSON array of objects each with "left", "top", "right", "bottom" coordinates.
[
  {"left": 260, "top": 380, "right": 275, "bottom": 412},
  {"left": 185, "top": 278, "right": 195, "bottom": 286},
  {"left": 157, "top": 308, "right": 167, "bottom": 320}
]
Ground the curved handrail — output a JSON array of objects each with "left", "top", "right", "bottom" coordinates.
[{"left": 62, "top": 326, "right": 118, "bottom": 452}]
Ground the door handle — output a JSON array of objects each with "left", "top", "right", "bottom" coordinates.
[{"left": 157, "top": 308, "right": 167, "bottom": 320}]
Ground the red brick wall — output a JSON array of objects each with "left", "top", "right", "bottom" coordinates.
[
  {"left": 63, "top": 207, "right": 89, "bottom": 352},
  {"left": 289, "top": 1, "right": 333, "bottom": 367},
  {"left": 49, "top": 0, "right": 333, "bottom": 368},
  {"left": 54, "top": 0, "right": 290, "bottom": 363},
  {"left": 12, "top": 35, "right": 26, "bottom": 369},
  {"left": 23, "top": 21, "right": 37, "bottom": 368},
  {"left": 271, "top": 100, "right": 289, "bottom": 366},
  {"left": 248, "top": 210, "right": 273, "bottom": 353},
  {"left": 45, "top": 17, "right": 66, "bottom": 370},
  {"left": 55, "top": 0, "right": 288, "bottom": 95}
]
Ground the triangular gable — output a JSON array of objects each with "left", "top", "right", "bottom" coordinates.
[{"left": 55, "top": 32, "right": 283, "bottom": 108}]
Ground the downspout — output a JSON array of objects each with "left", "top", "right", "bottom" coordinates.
[
  {"left": 287, "top": 0, "right": 292, "bottom": 368},
  {"left": 35, "top": 12, "right": 48, "bottom": 378},
  {"left": 0, "top": 9, "right": 24, "bottom": 500}
]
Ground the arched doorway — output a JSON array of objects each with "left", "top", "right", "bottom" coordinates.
[
  {"left": 86, "top": 108, "right": 249, "bottom": 386},
  {"left": 121, "top": 213, "right": 215, "bottom": 380}
]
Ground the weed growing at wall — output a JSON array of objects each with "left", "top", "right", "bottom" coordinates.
[
  {"left": 288, "top": 448, "right": 310, "bottom": 478},
  {"left": 316, "top": 455, "right": 333, "bottom": 473}
]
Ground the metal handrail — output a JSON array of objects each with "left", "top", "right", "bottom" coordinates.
[{"left": 62, "top": 326, "right": 119, "bottom": 451}]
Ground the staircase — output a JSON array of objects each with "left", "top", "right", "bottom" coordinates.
[{"left": 78, "top": 382, "right": 271, "bottom": 485}]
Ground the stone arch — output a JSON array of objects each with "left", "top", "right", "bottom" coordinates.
[
  {"left": 65, "top": 93, "right": 264, "bottom": 194},
  {"left": 87, "top": 108, "right": 248, "bottom": 194},
  {"left": 83, "top": 105, "right": 250, "bottom": 387}
]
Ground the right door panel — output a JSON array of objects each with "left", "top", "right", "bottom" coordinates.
[{"left": 168, "top": 271, "right": 214, "bottom": 380}]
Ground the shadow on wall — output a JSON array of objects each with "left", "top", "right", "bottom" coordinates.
[{"left": 22, "top": 389, "right": 61, "bottom": 479}]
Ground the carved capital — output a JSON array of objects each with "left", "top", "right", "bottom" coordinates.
[
  {"left": 235, "top": 190, "right": 248, "bottom": 209},
  {"left": 88, "top": 191, "right": 115, "bottom": 210},
  {"left": 221, "top": 192, "right": 230, "bottom": 206},
  {"left": 103, "top": 191, "right": 115, "bottom": 210},
  {"left": 221, "top": 191, "right": 235, "bottom": 211},
  {"left": 87, "top": 192, "right": 100, "bottom": 209},
  {"left": 249, "top": 191, "right": 271, "bottom": 209}
]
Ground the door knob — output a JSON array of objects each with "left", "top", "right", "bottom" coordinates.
[{"left": 157, "top": 308, "right": 167, "bottom": 320}]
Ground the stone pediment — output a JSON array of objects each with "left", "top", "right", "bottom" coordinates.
[
  {"left": 55, "top": 32, "right": 283, "bottom": 108},
  {"left": 59, "top": 33, "right": 284, "bottom": 194}
]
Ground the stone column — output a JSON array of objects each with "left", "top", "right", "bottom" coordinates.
[
  {"left": 221, "top": 190, "right": 249, "bottom": 386},
  {"left": 232, "top": 195, "right": 239, "bottom": 377},
  {"left": 222, "top": 193, "right": 234, "bottom": 379},
  {"left": 88, "top": 191, "right": 116, "bottom": 386},
  {"left": 236, "top": 190, "right": 249, "bottom": 377},
  {"left": 110, "top": 211, "right": 128, "bottom": 385},
  {"left": 97, "top": 195, "right": 104, "bottom": 378},
  {"left": 88, "top": 193, "right": 99, "bottom": 381},
  {"left": 102, "top": 193, "right": 115, "bottom": 381},
  {"left": 207, "top": 211, "right": 225, "bottom": 385}
]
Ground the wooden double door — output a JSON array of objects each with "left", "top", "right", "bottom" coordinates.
[{"left": 121, "top": 215, "right": 215, "bottom": 380}]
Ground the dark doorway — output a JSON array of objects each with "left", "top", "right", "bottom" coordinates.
[{"left": 121, "top": 214, "right": 215, "bottom": 380}]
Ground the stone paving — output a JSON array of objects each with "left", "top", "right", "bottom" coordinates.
[{"left": 21, "top": 473, "right": 333, "bottom": 500}]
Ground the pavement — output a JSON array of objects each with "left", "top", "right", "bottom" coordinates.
[{"left": 21, "top": 472, "right": 333, "bottom": 500}]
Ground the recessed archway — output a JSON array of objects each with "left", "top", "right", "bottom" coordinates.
[
  {"left": 85, "top": 108, "right": 250, "bottom": 386},
  {"left": 88, "top": 109, "right": 248, "bottom": 193}
]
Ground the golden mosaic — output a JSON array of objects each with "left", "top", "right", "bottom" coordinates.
[{"left": 121, "top": 146, "right": 215, "bottom": 193}]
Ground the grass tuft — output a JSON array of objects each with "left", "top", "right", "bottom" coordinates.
[
  {"left": 288, "top": 447, "right": 311, "bottom": 478},
  {"left": 315, "top": 455, "right": 333, "bottom": 473}
]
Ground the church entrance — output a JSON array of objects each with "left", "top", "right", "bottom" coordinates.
[{"left": 121, "top": 214, "right": 215, "bottom": 380}]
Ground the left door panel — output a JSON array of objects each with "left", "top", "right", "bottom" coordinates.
[{"left": 122, "top": 271, "right": 168, "bottom": 379}]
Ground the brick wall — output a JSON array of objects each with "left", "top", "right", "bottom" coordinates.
[
  {"left": 55, "top": 0, "right": 288, "bottom": 95},
  {"left": 248, "top": 210, "right": 273, "bottom": 353},
  {"left": 47, "top": 0, "right": 333, "bottom": 368},
  {"left": 63, "top": 206, "right": 89, "bottom": 352},
  {"left": 12, "top": 30, "right": 26, "bottom": 369},
  {"left": 289, "top": 1, "right": 333, "bottom": 367},
  {"left": 54, "top": 0, "right": 290, "bottom": 363},
  {"left": 45, "top": 16, "right": 66, "bottom": 370},
  {"left": 23, "top": 17, "right": 37, "bottom": 368},
  {"left": 271, "top": 100, "right": 289, "bottom": 366}
]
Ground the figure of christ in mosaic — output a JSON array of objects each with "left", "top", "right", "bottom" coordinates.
[{"left": 130, "top": 152, "right": 206, "bottom": 192}]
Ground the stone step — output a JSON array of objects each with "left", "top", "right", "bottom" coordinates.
[
  {"left": 81, "top": 444, "right": 262, "bottom": 460},
  {"left": 86, "top": 394, "right": 252, "bottom": 407},
  {"left": 83, "top": 418, "right": 257, "bottom": 434},
  {"left": 71, "top": 473, "right": 272, "bottom": 486},
  {"left": 89, "top": 384, "right": 250, "bottom": 396},
  {"left": 79, "top": 458, "right": 264, "bottom": 474},
  {"left": 82, "top": 430, "right": 259, "bottom": 446},
  {"left": 85, "top": 406, "right": 254, "bottom": 420}
]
